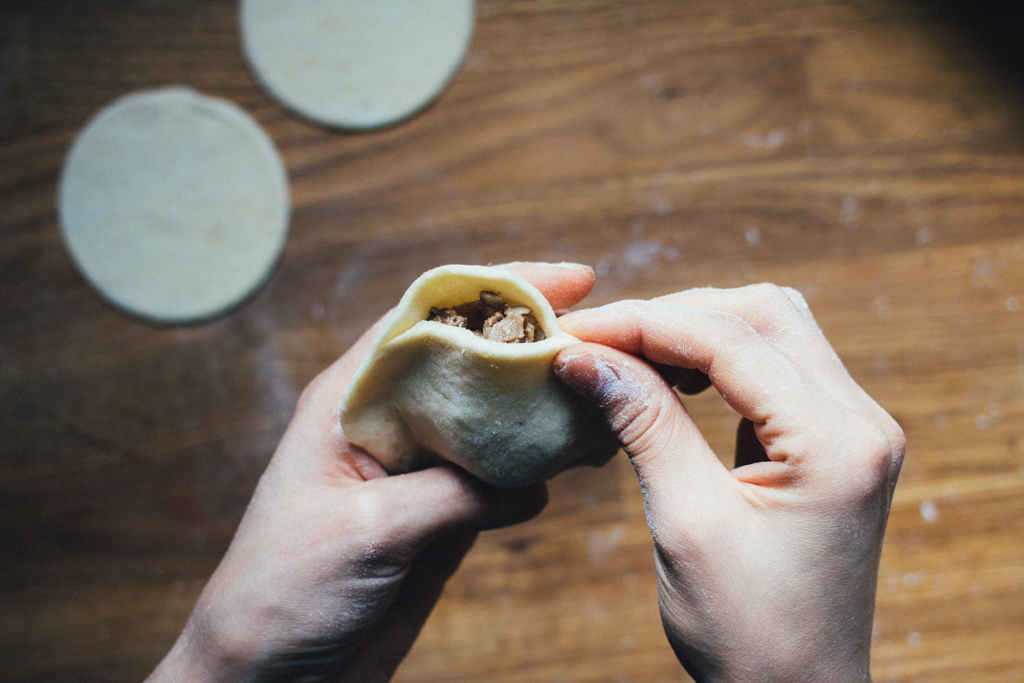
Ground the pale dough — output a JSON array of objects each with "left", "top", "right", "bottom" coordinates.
[
  {"left": 340, "top": 265, "right": 620, "bottom": 488},
  {"left": 58, "top": 87, "right": 290, "bottom": 324},
  {"left": 239, "top": 0, "right": 475, "bottom": 129}
]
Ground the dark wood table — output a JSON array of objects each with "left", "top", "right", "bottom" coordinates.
[{"left": 2, "top": 1, "right": 1023, "bottom": 681}]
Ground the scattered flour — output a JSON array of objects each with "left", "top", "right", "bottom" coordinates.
[{"left": 919, "top": 500, "right": 938, "bottom": 523}]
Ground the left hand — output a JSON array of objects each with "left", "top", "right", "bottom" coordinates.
[{"left": 146, "top": 261, "right": 595, "bottom": 683}]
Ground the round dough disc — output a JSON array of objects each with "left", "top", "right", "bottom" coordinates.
[
  {"left": 239, "top": 0, "right": 475, "bottom": 129},
  {"left": 58, "top": 87, "right": 290, "bottom": 324}
]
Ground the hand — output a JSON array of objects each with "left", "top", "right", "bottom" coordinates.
[
  {"left": 147, "top": 261, "right": 596, "bottom": 683},
  {"left": 555, "top": 284, "right": 904, "bottom": 683}
]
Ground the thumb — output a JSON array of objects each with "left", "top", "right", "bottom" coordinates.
[
  {"left": 554, "top": 343, "right": 728, "bottom": 516},
  {"left": 363, "top": 466, "right": 548, "bottom": 558}
]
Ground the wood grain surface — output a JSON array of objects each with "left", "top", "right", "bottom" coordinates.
[{"left": 2, "top": 1, "right": 1023, "bottom": 681}]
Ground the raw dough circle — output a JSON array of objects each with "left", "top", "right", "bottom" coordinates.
[
  {"left": 58, "top": 87, "right": 290, "bottom": 324},
  {"left": 239, "top": 0, "right": 475, "bottom": 129}
]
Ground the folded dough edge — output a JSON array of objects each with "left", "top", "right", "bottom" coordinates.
[{"left": 339, "top": 264, "right": 619, "bottom": 487}]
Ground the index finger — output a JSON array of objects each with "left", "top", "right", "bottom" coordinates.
[
  {"left": 558, "top": 300, "right": 859, "bottom": 471},
  {"left": 496, "top": 261, "right": 595, "bottom": 310}
]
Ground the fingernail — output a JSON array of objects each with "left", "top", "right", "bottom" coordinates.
[
  {"left": 500, "top": 260, "right": 593, "bottom": 273},
  {"left": 550, "top": 262, "right": 594, "bottom": 273},
  {"left": 555, "top": 309, "right": 594, "bottom": 335},
  {"left": 556, "top": 308, "right": 593, "bottom": 322}
]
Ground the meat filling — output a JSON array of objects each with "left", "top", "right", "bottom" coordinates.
[{"left": 428, "top": 291, "right": 546, "bottom": 343}]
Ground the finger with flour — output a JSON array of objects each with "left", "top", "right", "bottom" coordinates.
[
  {"left": 652, "top": 284, "right": 902, "bottom": 458},
  {"left": 555, "top": 292, "right": 903, "bottom": 683},
  {"left": 558, "top": 300, "right": 898, "bottom": 494}
]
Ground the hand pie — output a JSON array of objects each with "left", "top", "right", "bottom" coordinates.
[{"left": 340, "top": 265, "right": 619, "bottom": 487}]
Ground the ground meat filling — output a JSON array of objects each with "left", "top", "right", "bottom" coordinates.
[{"left": 428, "top": 291, "right": 546, "bottom": 343}]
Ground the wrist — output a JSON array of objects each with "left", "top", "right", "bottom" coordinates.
[
  {"left": 146, "top": 618, "right": 229, "bottom": 683},
  {"left": 660, "top": 601, "right": 874, "bottom": 683},
  {"left": 671, "top": 640, "right": 872, "bottom": 683}
]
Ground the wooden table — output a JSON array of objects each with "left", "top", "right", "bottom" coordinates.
[{"left": 2, "top": 1, "right": 1022, "bottom": 680}]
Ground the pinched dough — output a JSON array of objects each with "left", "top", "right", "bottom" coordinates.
[{"left": 340, "top": 265, "right": 619, "bottom": 487}]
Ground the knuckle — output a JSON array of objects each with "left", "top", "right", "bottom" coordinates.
[
  {"left": 738, "top": 283, "right": 808, "bottom": 328},
  {"left": 862, "top": 425, "right": 897, "bottom": 483},
  {"left": 833, "top": 415, "right": 902, "bottom": 506},
  {"left": 704, "top": 308, "right": 758, "bottom": 341},
  {"left": 610, "top": 390, "right": 662, "bottom": 447},
  {"left": 851, "top": 406, "right": 906, "bottom": 483},
  {"left": 885, "top": 422, "right": 907, "bottom": 475},
  {"left": 780, "top": 286, "right": 811, "bottom": 312},
  {"left": 746, "top": 282, "right": 792, "bottom": 306},
  {"left": 342, "top": 491, "right": 414, "bottom": 574},
  {"left": 617, "top": 391, "right": 683, "bottom": 462}
]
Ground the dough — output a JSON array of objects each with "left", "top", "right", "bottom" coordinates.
[
  {"left": 340, "top": 265, "right": 620, "bottom": 488},
  {"left": 239, "top": 0, "right": 476, "bottom": 130},
  {"left": 58, "top": 87, "right": 290, "bottom": 324}
]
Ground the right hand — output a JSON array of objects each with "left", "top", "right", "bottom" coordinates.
[{"left": 555, "top": 284, "right": 904, "bottom": 683}]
